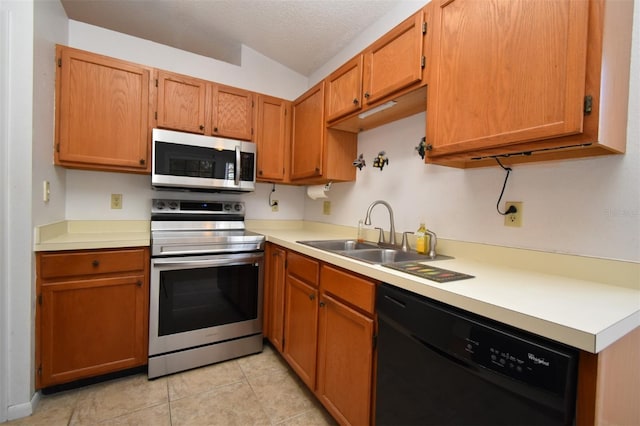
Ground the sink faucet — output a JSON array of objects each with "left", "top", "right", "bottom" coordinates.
[{"left": 364, "top": 200, "right": 396, "bottom": 246}]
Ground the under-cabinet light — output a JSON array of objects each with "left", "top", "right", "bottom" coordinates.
[{"left": 358, "top": 101, "right": 397, "bottom": 119}]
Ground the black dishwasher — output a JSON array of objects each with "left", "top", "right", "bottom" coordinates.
[{"left": 376, "top": 284, "right": 579, "bottom": 426}]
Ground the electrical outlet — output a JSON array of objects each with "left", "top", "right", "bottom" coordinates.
[
  {"left": 271, "top": 200, "right": 279, "bottom": 212},
  {"left": 111, "top": 194, "right": 123, "bottom": 209},
  {"left": 504, "top": 202, "right": 522, "bottom": 227},
  {"left": 323, "top": 201, "right": 331, "bottom": 215}
]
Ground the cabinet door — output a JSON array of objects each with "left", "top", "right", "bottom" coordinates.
[
  {"left": 363, "top": 11, "right": 426, "bottom": 105},
  {"left": 156, "top": 70, "right": 207, "bottom": 134},
  {"left": 283, "top": 275, "right": 318, "bottom": 389},
  {"left": 291, "top": 81, "right": 325, "bottom": 180},
  {"left": 55, "top": 46, "right": 152, "bottom": 172},
  {"left": 317, "top": 293, "right": 374, "bottom": 426},
  {"left": 211, "top": 84, "right": 254, "bottom": 141},
  {"left": 325, "top": 55, "right": 363, "bottom": 122},
  {"left": 256, "top": 95, "right": 291, "bottom": 182},
  {"left": 39, "top": 275, "right": 148, "bottom": 388},
  {"left": 427, "top": 0, "right": 589, "bottom": 157},
  {"left": 264, "top": 244, "right": 287, "bottom": 352}
]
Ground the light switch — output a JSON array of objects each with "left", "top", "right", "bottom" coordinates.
[{"left": 43, "top": 181, "right": 50, "bottom": 203}]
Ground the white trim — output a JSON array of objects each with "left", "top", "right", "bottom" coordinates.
[
  {"left": 7, "top": 393, "right": 39, "bottom": 422},
  {"left": 0, "top": 6, "right": 11, "bottom": 423}
]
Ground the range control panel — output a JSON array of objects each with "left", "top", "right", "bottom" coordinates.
[{"left": 152, "top": 199, "right": 244, "bottom": 215}]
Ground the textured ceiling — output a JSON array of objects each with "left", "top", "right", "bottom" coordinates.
[{"left": 60, "top": 0, "right": 403, "bottom": 76}]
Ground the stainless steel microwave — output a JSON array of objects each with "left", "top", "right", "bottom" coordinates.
[{"left": 152, "top": 128, "right": 256, "bottom": 192}]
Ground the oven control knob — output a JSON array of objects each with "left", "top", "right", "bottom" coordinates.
[
  {"left": 155, "top": 201, "right": 165, "bottom": 210},
  {"left": 223, "top": 203, "right": 232, "bottom": 211},
  {"left": 234, "top": 203, "right": 242, "bottom": 212},
  {"left": 168, "top": 201, "right": 178, "bottom": 210}
]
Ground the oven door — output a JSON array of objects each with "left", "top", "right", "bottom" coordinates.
[{"left": 149, "top": 251, "right": 263, "bottom": 356}]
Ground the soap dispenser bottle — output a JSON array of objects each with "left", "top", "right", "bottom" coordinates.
[{"left": 415, "top": 222, "right": 427, "bottom": 254}]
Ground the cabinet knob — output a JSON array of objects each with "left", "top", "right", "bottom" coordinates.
[
  {"left": 319, "top": 301, "right": 326, "bottom": 307},
  {"left": 199, "top": 125, "right": 205, "bottom": 131},
  {"left": 136, "top": 280, "right": 142, "bottom": 287},
  {"left": 92, "top": 260, "right": 100, "bottom": 267},
  {"left": 315, "top": 167, "right": 320, "bottom": 173},
  {"left": 364, "top": 92, "right": 370, "bottom": 99},
  {"left": 258, "top": 170, "right": 263, "bottom": 176},
  {"left": 214, "top": 127, "right": 218, "bottom": 132},
  {"left": 353, "top": 98, "right": 359, "bottom": 105},
  {"left": 139, "top": 159, "right": 145, "bottom": 165},
  {"left": 309, "top": 293, "right": 315, "bottom": 301}
]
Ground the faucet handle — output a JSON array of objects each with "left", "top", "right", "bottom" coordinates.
[
  {"left": 401, "top": 232, "right": 412, "bottom": 252},
  {"left": 374, "top": 227, "right": 385, "bottom": 244}
]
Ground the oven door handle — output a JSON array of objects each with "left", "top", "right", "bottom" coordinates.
[{"left": 152, "top": 257, "right": 258, "bottom": 268}]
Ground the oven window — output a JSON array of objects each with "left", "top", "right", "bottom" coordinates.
[{"left": 158, "top": 264, "right": 259, "bottom": 336}]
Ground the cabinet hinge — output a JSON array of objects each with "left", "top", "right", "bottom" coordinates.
[
  {"left": 421, "top": 56, "right": 426, "bottom": 69},
  {"left": 38, "top": 294, "right": 42, "bottom": 305},
  {"left": 372, "top": 334, "right": 377, "bottom": 350},
  {"left": 155, "top": 79, "right": 158, "bottom": 88},
  {"left": 426, "top": 143, "right": 433, "bottom": 151},
  {"left": 584, "top": 95, "right": 593, "bottom": 115},
  {"left": 422, "top": 22, "right": 427, "bottom": 35},
  {"left": 37, "top": 364, "right": 42, "bottom": 376},
  {"left": 55, "top": 143, "right": 60, "bottom": 153},
  {"left": 284, "top": 259, "right": 288, "bottom": 269},
  {"left": 155, "top": 111, "right": 158, "bottom": 120},
  {"left": 57, "top": 58, "right": 62, "bottom": 67}
]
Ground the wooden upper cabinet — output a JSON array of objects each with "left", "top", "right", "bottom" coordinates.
[
  {"left": 291, "top": 81, "right": 357, "bottom": 184},
  {"left": 156, "top": 71, "right": 254, "bottom": 140},
  {"left": 426, "top": 0, "right": 633, "bottom": 167},
  {"left": 325, "top": 55, "right": 363, "bottom": 122},
  {"left": 55, "top": 45, "right": 153, "bottom": 173},
  {"left": 156, "top": 70, "right": 207, "bottom": 134},
  {"left": 291, "top": 82, "right": 325, "bottom": 180},
  {"left": 363, "top": 9, "right": 426, "bottom": 106},
  {"left": 211, "top": 84, "right": 254, "bottom": 141},
  {"left": 256, "top": 95, "right": 291, "bottom": 182}
]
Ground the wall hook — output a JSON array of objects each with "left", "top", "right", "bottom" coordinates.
[
  {"left": 373, "top": 151, "right": 389, "bottom": 171},
  {"left": 415, "top": 137, "right": 427, "bottom": 160},
  {"left": 352, "top": 153, "right": 366, "bottom": 170}
]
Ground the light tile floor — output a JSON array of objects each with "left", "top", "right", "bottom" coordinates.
[{"left": 7, "top": 343, "right": 336, "bottom": 425}]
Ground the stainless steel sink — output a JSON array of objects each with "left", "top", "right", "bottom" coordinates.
[
  {"left": 297, "top": 239, "right": 453, "bottom": 265},
  {"left": 298, "top": 239, "right": 379, "bottom": 251}
]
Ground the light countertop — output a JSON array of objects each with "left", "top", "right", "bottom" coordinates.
[
  {"left": 34, "top": 220, "right": 150, "bottom": 251},
  {"left": 247, "top": 220, "right": 640, "bottom": 354},
  {"left": 33, "top": 219, "right": 639, "bottom": 354}
]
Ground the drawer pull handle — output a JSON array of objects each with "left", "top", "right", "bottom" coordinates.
[
  {"left": 319, "top": 301, "right": 325, "bottom": 307},
  {"left": 309, "top": 293, "right": 315, "bottom": 301},
  {"left": 92, "top": 260, "right": 100, "bottom": 267},
  {"left": 136, "top": 280, "right": 142, "bottom": 287}
]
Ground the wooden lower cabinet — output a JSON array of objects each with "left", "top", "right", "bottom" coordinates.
[
  {"left": 270, "top": 246, "right": 377, "bottom": 425},
  {"left": 317, "top": 293, "right": 374, "bottom": 426},
  {"left": 263, "top": 243, "right": 287, "bottom": 352},
  {"left": 36, "top": 247, "right": 149, "bottom": 389},
  {"left": 282, "top": 252, "right": 320, "bottom": 389}
]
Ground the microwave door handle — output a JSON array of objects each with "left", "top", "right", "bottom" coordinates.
[{"left": 235, "top": 145, "right": 241, "bottom": 186}]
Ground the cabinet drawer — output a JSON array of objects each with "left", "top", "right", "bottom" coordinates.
[
  {"left": 320, "top": 265, "right": 376, "bottom": 315},
  {"left": 287, "top": 252, "right": 319, "bottom": 286},
  {"left": 39, "top": 248, "right": 147, "bottom": 279}
]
